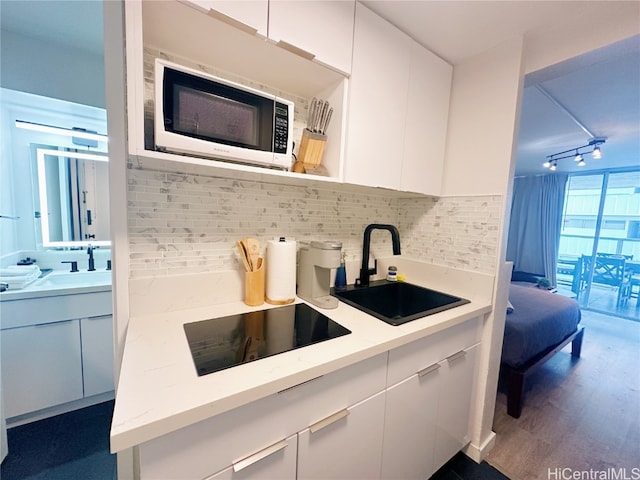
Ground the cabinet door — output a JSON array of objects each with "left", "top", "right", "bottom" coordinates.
[
  {"left": 81, "top": 315, "right": 114, "bottom": 397},
  {"left": 433, "top": 344, "right": 479, "bottom": 471},
  {"left": 185, "top": 0, "right": 268, "bottom": 37},
  {"left": 401, "top": 41, "right": 452, "bottom": 196},
  {"left": 268, "top": 1, "right": 355, "bottom": 75},
  {"left": 206, "top": 434, "right": 297, "bottom": 480},
  {"left": 381, "top": 364, "right": 440, "bottom": 480},
  {"left": 297, "top": 391, "right": 385, "bottom": 480},
  {"left": 344, "top": 2, "right": 411, "bottom": 190},
  {"left": 0, "top": 321, "right": 83, "bottom": 418}
]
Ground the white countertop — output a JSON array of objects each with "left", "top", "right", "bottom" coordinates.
[
  {"left": 0, "top": 272, "right": 112, "bottom": 301},
  {"left": 110, "top": 258, "right": 494, "bottom": 452}
]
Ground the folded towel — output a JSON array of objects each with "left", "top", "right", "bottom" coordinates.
[
  {"left": 0, "top": 265, "right": 40, "bottom": 277},
  {"left": 0, "top": 265, "right": 41, "bottom": 289}
]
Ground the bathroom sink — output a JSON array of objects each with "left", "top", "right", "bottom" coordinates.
[
  {"left": 35, "top": 270, "right": 112, "bottom": 288},
  {"left": 332, "top": 280, "right": 470, "bottom": 326}
]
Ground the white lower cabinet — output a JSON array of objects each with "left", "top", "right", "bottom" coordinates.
[
  {"left": 137, "top": 320, "right": 481, "bottom": 480},
  {"left": 81, "top": 315, "right": 115, "bottom": 397},
  {"left": 298, "top": 391, "right": 386, "bottom": 480},
  {"left": 206, "top": 434, "right": 297, "bottom": 480},
  {"left": 381, "top": 318, "right": 481, "bottom": 480},
  {"left": 0, "top": 320, "right": 83, "bottom": 418},
  {"left": 381, "top": 364, "right": 440, "bottom": 479},
  {"left": 138, "top": 354, "right": 388, "bottom": 480},
  {"left": 433, "top": 344, "right": 479, "bottom": 472}
]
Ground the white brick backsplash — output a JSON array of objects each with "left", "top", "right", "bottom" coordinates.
[{"left": 127, "top": 161, "right": 502, "bottom": 278}]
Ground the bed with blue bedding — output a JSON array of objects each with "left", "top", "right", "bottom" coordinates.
[{"left": 501, "top": 283, "right": 584, "bottom": 418}]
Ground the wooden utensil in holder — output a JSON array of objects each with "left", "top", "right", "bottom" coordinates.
[{"left": 298, "top": 129, "right": 327, "bottom": 170}]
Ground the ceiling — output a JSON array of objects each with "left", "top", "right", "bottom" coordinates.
[{"left": 2, "top": 0, "right": 639, "bottom": 177}]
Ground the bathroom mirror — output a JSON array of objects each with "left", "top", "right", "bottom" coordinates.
[{"left": 35, "top": 147, "right": 110, "bottom": 248}]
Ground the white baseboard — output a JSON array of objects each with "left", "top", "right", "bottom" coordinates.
[{"left": 463, "top": 430, "right": 497, "bottom": 462}]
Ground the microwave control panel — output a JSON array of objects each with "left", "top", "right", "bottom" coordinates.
[{"left": 274, "top": 102, "right": 290, "bottom": 154}]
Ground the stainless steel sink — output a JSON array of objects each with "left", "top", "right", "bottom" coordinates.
[{"left": 332, "top": 280, "right": 469, "bottom": 326}]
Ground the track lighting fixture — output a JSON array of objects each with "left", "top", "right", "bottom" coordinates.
[{"left": 543, "top": 137, "right": 606, "bottom": 171}]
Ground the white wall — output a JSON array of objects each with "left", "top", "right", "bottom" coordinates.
[
  {"left": 0, "top": 27, "right": 106, "bottom": 255},
  {"left": 523, "top": 5, "right": 640, "bottom": 75},
  {"left": 442, "top": 37, "right": 524, "bottom": 197},
  {"left": 0, "top": 30, "right": 105, "bottom": 109},
  {"left": 441, "top": 37, "right": 525, "bottom": 460}
]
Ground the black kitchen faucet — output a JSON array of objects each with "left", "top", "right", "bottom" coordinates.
[{"left": 357, "top": 224, "right": 401, "bottom": 287}]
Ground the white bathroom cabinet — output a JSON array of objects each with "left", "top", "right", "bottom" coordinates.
[
  {"left": 0, "top": 290, "right": 113, "bottom": 420},
  {"left": 345, "top": 2, "right": 452, "bottom": 195},
  {"left": 0, "top": 320, "right": 84, "bottom": 418},
  {"left": 81, "top": 315, "right": 115, "bottom": 397}
]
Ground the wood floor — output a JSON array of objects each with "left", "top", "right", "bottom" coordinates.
[{"left": 486, "top": 310, "right": 640, "bottom": 480}]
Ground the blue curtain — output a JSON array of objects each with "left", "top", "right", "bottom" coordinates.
[{"left": 506, "top": 174, "right": 568, "bottom": 286}]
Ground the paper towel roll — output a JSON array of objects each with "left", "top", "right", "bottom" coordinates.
[{"left": 265, "top": 238, "right": 297, "bottom": 304}]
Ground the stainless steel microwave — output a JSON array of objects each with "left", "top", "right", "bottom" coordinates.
[{"left": 154, "top": 59, "right": 294, "bottom": 169}]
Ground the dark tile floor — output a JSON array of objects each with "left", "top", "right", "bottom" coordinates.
[
  {"left": 0, "top": 401, "right": 116, "bottom": 480},
  {"left": 431, "top": 451, "right": 510, "bottom": 480}
]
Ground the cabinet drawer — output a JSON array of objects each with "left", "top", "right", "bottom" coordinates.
[
  {"left": 0, "top": 291, "right": 112, "bottom": 329},
  {"left": 387, "top": 317, "right": 481, "bottom": 386},
  {"left": 139, "top": 353, "right": 387, "bottom": 480},
  {"left": 205, "top": 434, "right": 297, "bottom": 480},
  {"left": 277, "top": 352, "right": 387, "bottom": 430}
]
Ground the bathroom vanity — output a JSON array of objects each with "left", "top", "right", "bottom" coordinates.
[{"left": 0, "top": 269, "right": 113, "bottom": 423}]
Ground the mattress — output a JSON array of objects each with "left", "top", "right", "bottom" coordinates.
[{"left": 502, "top": 284, "right": 581, "bottom": 368}]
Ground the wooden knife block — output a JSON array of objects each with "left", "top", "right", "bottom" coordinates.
[{"left": 298, "top": 129, "right": 327, "bottom": 169}]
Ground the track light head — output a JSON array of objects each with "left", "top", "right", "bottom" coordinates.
[{"left": 592, "top": 146, "right": 602, "bottom": 159}]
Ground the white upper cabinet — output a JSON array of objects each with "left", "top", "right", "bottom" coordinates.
[
  {"left": 344, "top": 3, "right": 452, "bottom": 194},
  {"left": 268, "top": 1, "right": 355, "bottom": 75},
  {"left": 183, "top": 1, "right": 354, "bottom": 75},
  {"left": 402, "top": 41, "right": 452, "bottom": 196},
  {"left": 183, "top": 1, "right": 268, "bottom": 37},
  {"left": 344, "top": 2, "right": 412, "bottom": 190}
]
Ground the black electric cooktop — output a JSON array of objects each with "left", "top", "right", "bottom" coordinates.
[{"left": 183, "top": 303, "right": 351, "bottom": 376}]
